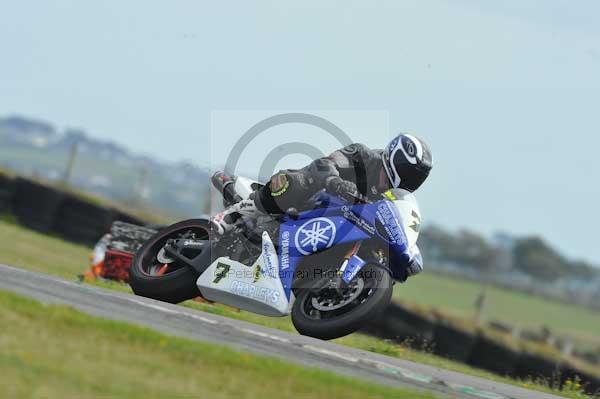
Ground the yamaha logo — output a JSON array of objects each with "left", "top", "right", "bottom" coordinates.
[{"left": 294, "top": 218, "right": 337, "bottom": 256}]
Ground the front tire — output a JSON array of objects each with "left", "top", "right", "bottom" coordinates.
[
  {"left": 291, "top": 263, "right": 393, "bottom": 340},
  {"left": 129, "top": 219, "right": 211, "bottom": 304}
]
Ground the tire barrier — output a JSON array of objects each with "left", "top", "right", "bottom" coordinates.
[
  {"left": 363, "top": 302, "right": 436, "bottom": 346},
  {"left": 13, "top": 177, "right": 65, "bottom": 232},
  {"left": 432, "top": 322, "right": 477, "bottom": 362},
  {"left": 467, "top": 334, "right": 520, "bottom": 376},
  {"left": 111, "top": 210, "right": 145, "bottom": 227},
  {"left": 0, "top": 175, "right": 150, "bottom": 246},
  {"left": 54, "top": 195, "right": 114, "bottom": 244},
  {"left": 512, "top": 352, "right": 560, "bottom": 384},
  {"left": 0, "top": 173, "right": 15, "bottom": 212}
]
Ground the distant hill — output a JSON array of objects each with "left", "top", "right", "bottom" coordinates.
[{"left": 0, "top": 115, "right": 211, "bottom": 217}]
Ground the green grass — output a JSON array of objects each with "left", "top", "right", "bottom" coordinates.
[
  {"left": 0, "top": 219, "right": 596, "bottom": 398},
  {"left": 0, "top": 290, "right": 436, "bottom": 399},
  {"left": 395, "top": 272, "right": 600, "bottom": 345},
  {"left": 0, "top": 216, "right": 92, "bottom": 279}
]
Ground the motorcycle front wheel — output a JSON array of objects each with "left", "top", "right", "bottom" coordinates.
[{"left": 291, "top": 263, "right": 393, "bottom": 340}]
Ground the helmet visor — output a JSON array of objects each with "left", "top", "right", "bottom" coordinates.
[
  {"left": 398, "top": 167, "right": 429, "bottom": 192},
  {"left": 392, "top": 149, "right": 431, "bottom": 192}
]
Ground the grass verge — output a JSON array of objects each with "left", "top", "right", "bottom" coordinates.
[{"left": 0, "top": 290, "right": 436, "bottom": 399}]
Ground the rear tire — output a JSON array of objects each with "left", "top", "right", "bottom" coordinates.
[
  {"left": 291, "top": 263, "right": 393, "bottom": 340},
  {"left": 129, "top": 219, "right": 211, "bottom": 304}
]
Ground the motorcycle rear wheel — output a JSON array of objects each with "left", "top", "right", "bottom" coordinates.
[
  {"left": 291, "top": 263, "right": 392, "bottom": 340},
  {"left": 129, "top": 219, "right": 211, "bottom": 304}
]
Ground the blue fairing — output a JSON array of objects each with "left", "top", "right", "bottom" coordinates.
[{"left": 277, "top": 192, "right": 412, "bottom": 299}]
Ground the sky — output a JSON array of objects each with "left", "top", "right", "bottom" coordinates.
[{"left": 1, "top": 0, "right": 600, "bottom": 264}]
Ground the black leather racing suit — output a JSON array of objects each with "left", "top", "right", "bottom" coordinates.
[{"left": 253, "top": 143, "right": 423, "bottom": 279}]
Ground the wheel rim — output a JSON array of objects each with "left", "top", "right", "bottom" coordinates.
[
  {"left": 300, "top": 271, "right": 378, "bottom": 320},
  {"left": 310, "top": 278, "right": 365, "bottom": 311}
]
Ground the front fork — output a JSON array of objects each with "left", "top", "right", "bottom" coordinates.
[{"left": 330, "top": 242, "right": 366, "bottom": 290}]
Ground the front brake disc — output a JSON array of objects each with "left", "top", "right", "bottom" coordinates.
[{"left": 311, "top": 278, "right": 365, "bottom": 312}]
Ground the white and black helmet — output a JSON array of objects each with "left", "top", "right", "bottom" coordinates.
[{"left": 382, "top": 134, "right": 433, "bottom": 192}]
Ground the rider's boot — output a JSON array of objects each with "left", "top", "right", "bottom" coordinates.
[{"left": 211, "top": 198, "right": 262, "bottom": 235}]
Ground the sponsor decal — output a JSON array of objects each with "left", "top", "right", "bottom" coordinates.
[
  {"left": 260, "top": 242, "right": 277, "bottom": 279},
  {"left": 213, "top": 262, "right": 231, "bottom": 284},
  {"left": 280, "top": 231, "right": 290, "bottom": 270},
  {"left": 183, "top": 240, "right": 203, "bottom": 247},
  {"left": 376, "top": 203, "right": 406, "bottom": 245},
  {"left": 341, "top": 206, "right": 376, "bottom": 235},
  {"left": 239, "top": 201, "right": 254, "bottom": 209},
  {"left": 230, "top": 280, "right": 281, "bottom": 304},
  {"left": 295, "top": 217, "right": 337, "bottom": 256},
  {"left": 252, "top": 264, "right": 262, "bottom": 282}
]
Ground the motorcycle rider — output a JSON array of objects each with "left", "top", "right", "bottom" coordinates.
[{"left": 212, "top": 133, "right": 433, "bottom": 279}]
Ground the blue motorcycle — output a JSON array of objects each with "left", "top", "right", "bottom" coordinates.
[{"left": 130, "top": 172, "right": 422, "bottom": 340}]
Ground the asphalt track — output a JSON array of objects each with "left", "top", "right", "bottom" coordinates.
[{"left": 0, "top": 264, "right": 562, "bottom": 399}]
